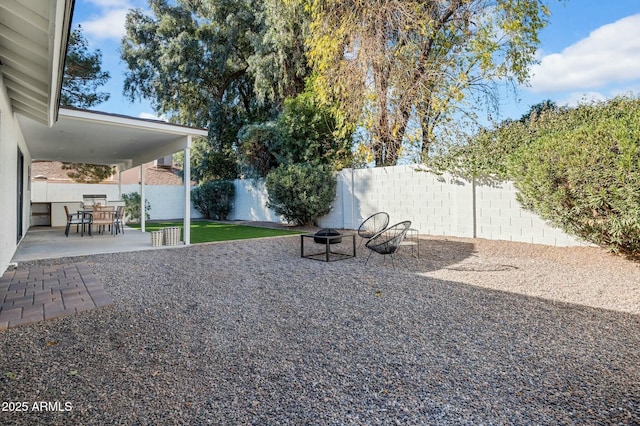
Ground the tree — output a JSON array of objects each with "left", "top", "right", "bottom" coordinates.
[
  {"left": 306, "top": 0, "right": 555, "bottom": 166},
  {"left": 237, "top": 84, "right": 355, "bottom": 177},
  {"left": 121, "top": 0, "right": 315, "bottom": 180},
  {"left": 122, "top": 0, "right": 254, "bottom": 182},
  {"left": 275, "top": 88, "right": 354, "bottom": 170},
  {"left": 191, "top": 180, "right": 235, "bottom": 220},
  {"left": 122, "top": 0, "right": 277, "bottom": 181},
  {"left": 122, "top": 192, "right": 151, "bottom": 222},
  {"left": 509, "top": 96, "right": 640, "bottom": 256},
  {"left": 122, "top": 0, "right": 261, "bottom": 126},
  {"left": 237, "top": 122, "right": 280, "bottom": 178},
  {"left": 60, "top": 163, "right": 115, "bottom": 184},
  {"left": 425, "top": 100, "right": 565, "bottom": 181},
  {"left": 61, "top": 25, "right": 111, "bottom": 108},
  {"left": 265, "top": 163, "right": 337, "bottom": 226},
  {"left": 248, "top": 0, "right": 311, "bottom": 107},
  {"left": 61, "top": 25, "right": 114, "bottom": 182},
  {"left": 519, "top": 99, "right": 557, "bottom": 122}
]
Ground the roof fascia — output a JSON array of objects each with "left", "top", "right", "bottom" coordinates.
[
  {"left": 59, "top": 107, "right": 209, "bottom": 136},
  {"left": 48, "top": 0, "right": 74, "bottom": 126}
]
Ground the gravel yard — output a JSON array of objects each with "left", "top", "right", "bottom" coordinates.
[{"left": 1, "top": 234, "right": 639, "bottom": 424}]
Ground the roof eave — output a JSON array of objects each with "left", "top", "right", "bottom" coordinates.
[{"left": 47, "top": 0, "right": 74, "bottom": 126}]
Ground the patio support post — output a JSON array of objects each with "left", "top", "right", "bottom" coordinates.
[
  {"left": 117, "top": 169, "right": 122, "bottom": 201},
  {"left": 183, "top": 136, "right": 191, "bottom": 245},
  {"left": 472, "top": 175, "right": 477, "bottom": 239},
  {"left": 140, "top": 164, "right": 146, "bottom": 232}
]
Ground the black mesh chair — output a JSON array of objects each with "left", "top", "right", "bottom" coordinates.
[
  {"left": 365, "top": 220, "right": 412, "bottom": 268},
  {"left": 357, "top": 212, "right": 390, "bottom": 246}
]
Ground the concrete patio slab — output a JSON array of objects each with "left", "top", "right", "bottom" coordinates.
[{"left": 11, "top": 226, "right": 177, "bottom": 264}]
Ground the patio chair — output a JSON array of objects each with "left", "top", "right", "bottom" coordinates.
[
  {"left": 64, "top": 205, "right": 90, "bottom": 237},
  {"left": 114, "top": 205, "right": 125, "bottom": 234},
  {"left": 92, "top": 205, "right": 116, "bottom": 235},
  {"left": 365, "top": 220, "right": 412, "bottom": 268},
  {"left": 357, "top": 212, "right": 390, "bottom": 247}
]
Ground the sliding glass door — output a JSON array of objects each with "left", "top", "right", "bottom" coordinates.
[{"left": 16, "top": 148, "right": 24, "bottom": 243}]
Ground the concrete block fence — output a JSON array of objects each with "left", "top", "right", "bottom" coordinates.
[
  {"left": 31, "top": 165, "right": 584, "bottom": 246},
  {"left": 228, "top": 166, "right": 583, "bottom": 247},
  {"left": 31, "top": 181, "right": 203, "bottom": 226}
]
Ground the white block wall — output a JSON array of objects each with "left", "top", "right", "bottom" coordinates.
[
  {"left": 229, "top": 180, "right": 282, "bottom": 222},
  {"left": 475, "top": 181, "right": 583, "bottom": 246},
  {"left": 31, "top": 182, "right": 203, "bottom": 225},
  {"left": 120, "top": 184, "right": 203, "bottom": 221},
  {"left": 324, "top": 166, "right": 475, "bottom": 238},
  {"left": 30, "top": 166, "right": 586, "bottom": 247},
  {"left": 32, "top": 181, "right": 121, "bottom": 204}
]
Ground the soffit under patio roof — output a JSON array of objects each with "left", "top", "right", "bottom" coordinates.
[
  {"left": 18, "top": 107, "right": 209, "bottom": 171},
  {"left": 0, "top": 0, "right": 72, "bottom": 125}
]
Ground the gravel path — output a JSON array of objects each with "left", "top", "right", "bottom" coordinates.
[{"left": 1, "top": 234, "right": 639, "bottom": 424}]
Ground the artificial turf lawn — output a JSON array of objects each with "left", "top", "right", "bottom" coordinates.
[{"left": 129, "top": 220, "right": 303, "bottom": 244}]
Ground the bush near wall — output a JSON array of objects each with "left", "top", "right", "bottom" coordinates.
[
  {"left": 509, "top": 96, "right": 640, "bottom": 256},
  {"left": 265, "top": 163, "right": 336, "bottom": 226},
  {"left": 122, "top": 192, "right": 151, "bottom": 222},
  {"left": 191, "top": 180, "right": 235, "bottom": 220}
]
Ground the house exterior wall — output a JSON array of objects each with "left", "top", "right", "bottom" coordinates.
[
  {"left": 0, "top": 74, "right": 32, "bottom": 274},
  {"left": 231, "top": 180, "right": 282, "bottom": 223}
]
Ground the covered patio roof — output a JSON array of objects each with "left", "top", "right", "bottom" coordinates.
[
  {"left": 18, "top": 107, "right": 208, "bottom": 244},
  {"left": 18, "top": 107, "right": 209, "bottom": 171}
]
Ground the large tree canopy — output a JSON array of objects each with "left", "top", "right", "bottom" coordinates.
[
  {"left": 307, "top": 0, "right": 555, "bottom": 166},
  {"left": 121, "top": 0, "right": 313, "bottom": 181},
  {"left": 248, "top": 0, "right": 311, "bottom": 106},
  {"left": 237, "top": 86, "right": 354, "bottom": 177},
  {"left": 121, "top": 0, "right": 260, "bottom": 127}
]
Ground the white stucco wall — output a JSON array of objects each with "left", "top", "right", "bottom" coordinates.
[
  {"left": 0, "top": 74, "right": 32, "bottom": 274},
  {"left": 30, "top": 182, "right": 203, "bottom": 226}
]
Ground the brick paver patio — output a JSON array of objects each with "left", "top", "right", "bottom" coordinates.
[{"left": 0, "top": 262, "right": 112, "bottom": 330}]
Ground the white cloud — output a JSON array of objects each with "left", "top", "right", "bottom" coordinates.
[
  {"left": 80, "top": 8, "right": 130, "bottom": 40},
  {"left": 528, "top": 14, "right": 640, "bottom": 93},
  {"left": 85, "top": 0, "right": 130, "bottom": 7},
  {"left": 139, "top": 112, "right": 166, "bottom": 121},
  {"left": 557, "top": 91, "right": 607, "bottom": 108}
]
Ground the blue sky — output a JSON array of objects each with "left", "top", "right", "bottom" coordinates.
[{"left": 73, "top": 0, "right": 640, "bottom": 123}]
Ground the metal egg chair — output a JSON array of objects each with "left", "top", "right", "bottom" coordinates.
[
  {"left": 357, "top": 212, "right": 390, "bottom": 247},
  {"left": 364, "top": 220, "right": 412, "bottom": 268}
]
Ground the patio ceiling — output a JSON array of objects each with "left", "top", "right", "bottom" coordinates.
[
  {"left": 0, "top": 0, "right": 72, "bottom": 126},
  {"left": 18, "top": 107, "right": 209, "bottom": 171}
]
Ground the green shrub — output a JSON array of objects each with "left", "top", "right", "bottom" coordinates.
[
  {"left": 265, "top": 163, "right": 337, "bottom": 226},
  {"left": 426, "top": 101, "right": 563, "bottom": 181},
  {"left": 191, "top": 180, "right": 235, "bottom": 220},
  {"left": 508, "top": 96, "right": 640, "bottom": 256},
  {"left": 121, "top": 192, "right": 151, "bottom": 222}
]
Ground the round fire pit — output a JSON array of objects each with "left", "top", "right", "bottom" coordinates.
[{"left": 314, "top": 228, "right": 342, "bottom": 244}]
